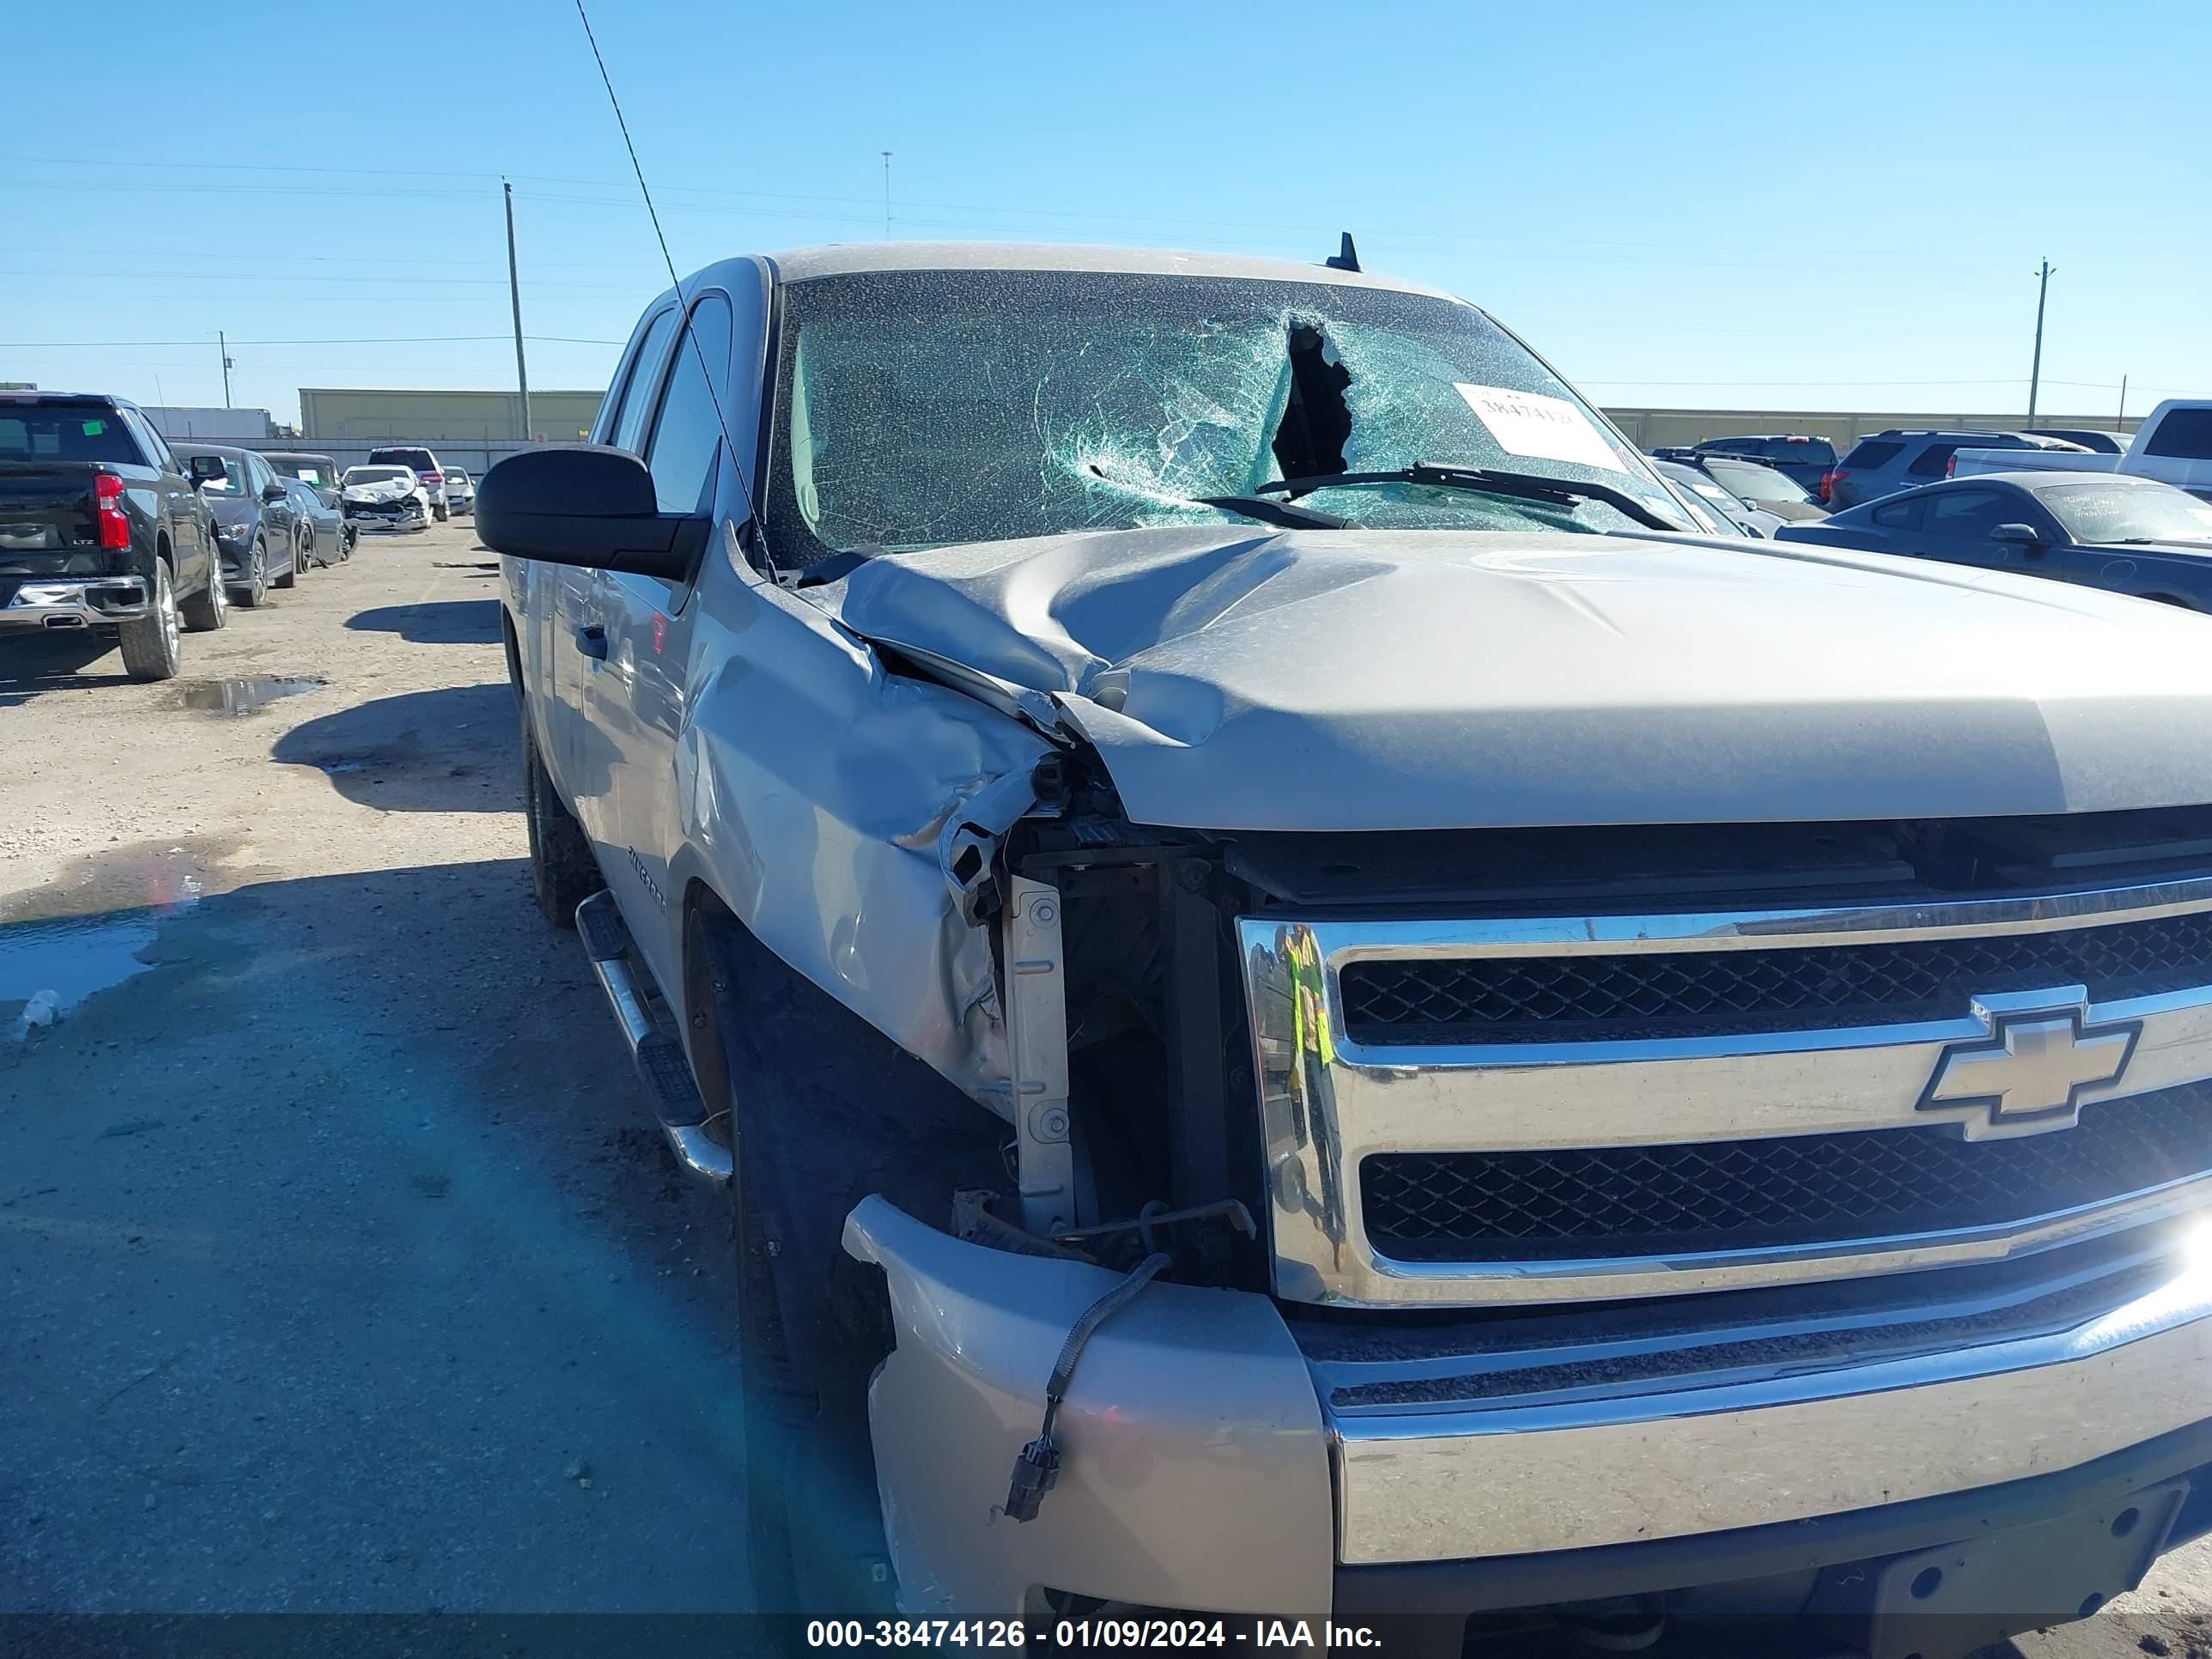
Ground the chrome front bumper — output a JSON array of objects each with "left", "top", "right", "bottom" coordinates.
[
  {"left": 848, "top": 1198, "right": 2212, "bottom": 1591},
  {"left": 1324, "top": 1231, "right": 2212, "bottom": 1564},
  {"left": 0, "top": 576, "right": 150, "bottom": 628}
]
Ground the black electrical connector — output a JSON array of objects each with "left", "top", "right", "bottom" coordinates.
[{"left": 1000, "top": 1252, "right": 1171, "bottom": 1523}]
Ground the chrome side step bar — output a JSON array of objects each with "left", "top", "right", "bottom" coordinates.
[{"left": 575, "top": 890, "right": 731, "bottom": 1185}]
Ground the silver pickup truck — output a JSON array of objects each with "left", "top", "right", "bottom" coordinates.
[{"left": 484, "top": 243, "right": 2212, "bottom": 1657}]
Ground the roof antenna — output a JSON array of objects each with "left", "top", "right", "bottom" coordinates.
[
  {"left": 573, "top": 0, "right": 767, "bottom": 559},
  {"left": 1324, "top": 232, "right": 1360, "bottom": 273}
]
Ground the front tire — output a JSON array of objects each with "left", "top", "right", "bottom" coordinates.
[
  {"left": 692, "top": 913, "right": 901, "bottom": 1623},
  {"left": 118, "top": 558, "right": 183, "bottom": 682},
  {"left": 522, "top": 715, "right": 599, "bottom": 928},
  {"left": 433, "top": 502, "right": 449, "bottom": 522}
]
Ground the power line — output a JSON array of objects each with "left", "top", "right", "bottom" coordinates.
[{"left": 0, "top": 334, "right": 626, "bottom": 348}]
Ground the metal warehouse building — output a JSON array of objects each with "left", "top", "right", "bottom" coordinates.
[{"left": 299, "top": 388, "right": 605, "bottom": 444}]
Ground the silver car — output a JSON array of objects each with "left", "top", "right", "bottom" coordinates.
[{"left": 442, "top": 467, "right": 474, "bottom": 515}]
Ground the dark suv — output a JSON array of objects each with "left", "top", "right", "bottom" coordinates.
[
  {"left": 1688, "top": 434, "right": 1837, "bottom": 494},
  {"left": 1822, "top": 430, "right": 2084, "bottom": 510}
]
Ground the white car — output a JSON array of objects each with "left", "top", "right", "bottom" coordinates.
[
  {"left": 443, "top": 467, "right": 475, "bottom": 515},
  {"left": 366, "top": 446, "right": 451, "bottom": 520},
  {"left": 339, "top": 465, "right": 432, "bottom": 532}
]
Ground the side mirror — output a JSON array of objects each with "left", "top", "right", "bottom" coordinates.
[
  {"left": 188, "top": 455, "right": 226, "bottom": 489},
  {"left": 1991, "top": 522, "right": 2043, "bottom": 544},
  {"left": 261, "top": 481, "right": 289, "bottom": 503},
  {"left": 474, "top": 446, "right": 709, "bottom": 580}
]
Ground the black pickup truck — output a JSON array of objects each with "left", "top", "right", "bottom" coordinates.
[{"left": 0, "top": 392, "right": 228, "bottom": 679}]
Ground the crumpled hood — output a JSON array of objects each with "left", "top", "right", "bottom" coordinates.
[
  {"left": 817, "top": 526, "right": 2212, "bottom": 831},
  {"left": 343, "top": 477, "right": 416, "bottom": 504}
]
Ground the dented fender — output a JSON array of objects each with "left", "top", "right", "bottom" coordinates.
[
  {"left": 842, "top": 1195, "right": 1335, "bottom": 1620},
  {"left": 664, "top": 554, "right": 1051, "bottom": 1115}
]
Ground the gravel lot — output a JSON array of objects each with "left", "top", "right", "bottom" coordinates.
[{"left": 3, "top": 519, "right": 2210, "bottom": 1657}]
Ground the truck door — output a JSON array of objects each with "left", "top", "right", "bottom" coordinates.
[
  {"left": 546, "top": 306, "right": 681, "bottom": 850},
  {"left": 583, "top": 290, "right": 734, "bottom": 996}
]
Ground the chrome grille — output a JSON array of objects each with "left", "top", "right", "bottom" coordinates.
[
  {"left": 1340, "top": 907, "right": 2212, "bottom": 1044},
  {"left": 1363, "top": 1080, "right": 2212, "bottom": 1261},
  {"left": 1237, "top": 878, "right": 2212, "bottom": 1308}
]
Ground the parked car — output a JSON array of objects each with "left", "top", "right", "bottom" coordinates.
[
  {"left": 170, "top": 443, "right": 302, "bottom": 607},
  {"left": 1821, "top": 428, "right": 2086, "bottom": 509},
  {"left": 264, "top": 451, "right": 344, "bottom": 490},
  {"left": 366, "top": 446, "right": 449, "bottom": 520},
  {"left": 1687, "top": 433, "right": 1837, "bottom": 493},
  {"left": 1651, "top": 457, "right": 1772, "bottom": 535},
  {"left": 1652, "top": 451, "right": 1827, "bottom": 525},
  {"left": 0, "top": 390, "right": 227, "bottom": 678},
  {"left": 340, "top": 465, "right": 431, "bottom": 532},
  {"left": 480, "top": 241, "right": 2212, "bottom": 1648},
  {"left": 265, "top": 452, "right": 352, "bottom": 562},
  {"left": 1953, "top": 400, "right": 2212, "bottom": 501},
  {"left": 1776, "top": 471, "right": 2212, "bottom": 608},
  {"left": 443, "top": 467, "right": 475, "bottom": 514},
  {"left": 2026, "top": 428, "right": 2130, "bottom": 454},
  {"left": 278, "top": 474, "right": 351, "bottom": 566}
]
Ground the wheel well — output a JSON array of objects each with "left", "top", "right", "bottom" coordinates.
[
  {"left": 678, "top": 878, "right": 1006, "bottom": 1206},
  {"left": 500, "top": 606, "right": 524, "bottom": 693}
]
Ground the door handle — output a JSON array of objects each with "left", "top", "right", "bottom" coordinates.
[{"left": 575, "top": 624, "right": 608, "bottom": 660}]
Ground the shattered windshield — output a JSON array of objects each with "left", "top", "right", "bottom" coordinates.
[{"left": 764, "top": 267, "right": 1680, "bottom": 561}]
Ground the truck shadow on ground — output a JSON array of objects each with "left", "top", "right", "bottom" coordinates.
[
  {"left": 0, "top": 632, "right": 126, "bottom": 706},
  {"left": 344, "top": 599, "right": 503, "bottom": 645},
  {"left": 0, "top": 854, "right": 750, "bottom": 1615},
  {"left": 271, "top": 682, "right": 519, "bottom": 811}
]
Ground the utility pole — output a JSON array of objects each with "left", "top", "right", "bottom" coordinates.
[
  {"left": 504, "top": 179, "right": 532, "bottom": 442},
  {"left": 219, "top": 332, "right": 234, "bottom": 407},
  {"left": 2118, "top": 374, "right": 2129, "bottom": 434},
  {"left": 2026, "top": 258, "right": 2054, "bottom": 427},
  {"left": 881, "top": 151, "right": 892, "bottom": 239}
]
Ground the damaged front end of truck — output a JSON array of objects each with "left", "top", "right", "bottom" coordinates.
[{"left": 506, "top": 247, "right": 2212, "bottom": 1647}]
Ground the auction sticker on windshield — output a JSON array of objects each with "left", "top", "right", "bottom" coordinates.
[{"left": 1454, "top": 383, "right": 1626, "bottom": 471}]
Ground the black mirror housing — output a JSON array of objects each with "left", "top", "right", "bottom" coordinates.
[
  {"left": 188, "top": 455, "right": 226, "bottom": 488},
  {"left": 475, "top": 445, "right": 708, "bottom": 580},
  {"left": 262, "top": 481, "right": 288, "bottom": 503}
]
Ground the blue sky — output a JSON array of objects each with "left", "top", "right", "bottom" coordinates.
[{"left": 6, "top": 0, "right": 2204, "bottom": 427}]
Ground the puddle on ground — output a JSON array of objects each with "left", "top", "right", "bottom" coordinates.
[
  {"left": 0, "top": 907, "right": 168, "bottom": 1018},
  {"left": 176, "top": 677, "right": 325, "bottom": 716}
]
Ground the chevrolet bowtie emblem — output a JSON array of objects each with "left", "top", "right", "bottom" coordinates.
[{"left": 1918, "top": 986, "right": 2141, "bottom": 1140}]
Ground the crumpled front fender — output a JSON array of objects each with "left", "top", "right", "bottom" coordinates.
[{"left": 842, "top": 1196, "right": 1334, "bottom": 1620}]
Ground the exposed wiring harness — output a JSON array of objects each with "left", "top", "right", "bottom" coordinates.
[{"left": 1000, "top": 1251, "right": 1172, "bottom": 1523}]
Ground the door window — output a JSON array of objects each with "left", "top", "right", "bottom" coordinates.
[
  {"left": 610, "top": 309, "right": 682, "bottom": 454},
  {"left": 1924, "top": 489, "right": 2008, "bottom": 538},
  {"left": 2144, "top": 409, "right": 2212, "bottom": 461},
  {"left": 643, "top": 295, "right": 734, "bottom": 516},
  {"left": 1870, "top": 497, "right": 1924, "bottom": 529}
]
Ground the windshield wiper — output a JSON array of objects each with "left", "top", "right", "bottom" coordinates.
[
  {"left": 1191, "top": 494, "right": 1347, "bottom": 531},
  {"left": 1255, "top": 461, "right": 1686, "bottom": 533},
  {"left": 1083, "top": 465, "right": 1345, "bottom": 531}
]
